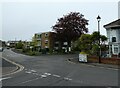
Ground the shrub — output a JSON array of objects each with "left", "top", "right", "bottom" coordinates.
[{"left": 28, "top": 51, "right": 36, "bottom": 56}]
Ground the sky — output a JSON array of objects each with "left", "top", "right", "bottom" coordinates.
[{"left": 0, "top": 0, "right": 119, "bottom": 41}]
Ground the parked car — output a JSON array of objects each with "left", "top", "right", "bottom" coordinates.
[{"left": 0, "top": 47, "right": 3, "bottom": 52}]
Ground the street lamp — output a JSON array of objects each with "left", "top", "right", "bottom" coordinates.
[{"left": 97, "top": 15, "right": 101, "bottom": 63}]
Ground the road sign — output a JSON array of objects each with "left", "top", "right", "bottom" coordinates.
[{"left": 79, "top": 54, "right": 87, "bottom": 62}]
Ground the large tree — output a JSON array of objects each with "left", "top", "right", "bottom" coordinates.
[{"left": 52, "top": 12, "right": 89, "bottom": 52}]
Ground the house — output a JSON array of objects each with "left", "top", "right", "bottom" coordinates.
[
  {"left": 104, "top": 19, "right": 120, "bottom": 57},
  {"left": 7, "top": 41, "right": 19, "bottom": 48}
]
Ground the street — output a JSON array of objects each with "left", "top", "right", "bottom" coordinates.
[{"left": 1, "top": 49, "right": 119, "bottom": 86}]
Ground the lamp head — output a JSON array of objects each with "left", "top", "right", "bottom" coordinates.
[{"left": 97, "top": 15, "right": 101, "bottom": 21}]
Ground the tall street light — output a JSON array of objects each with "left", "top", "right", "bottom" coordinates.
[{"left": 97, "top": 15, "right": 101, "bottom": 63}]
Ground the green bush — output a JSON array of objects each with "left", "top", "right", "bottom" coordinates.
[
  {"left": 15, "top": 41, "right": 23, "bottom": 49},
  {"left": 41, "top": 49, "right": 47, "bottom": 54},
  {"left": 28, "top": 51, "right": 36, "bottom": 56},
  {"left": 80, "top": 51, "right": 87, "bottom": 54}
]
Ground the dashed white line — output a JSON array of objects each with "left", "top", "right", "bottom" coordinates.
[
  {"left": 44, "top": 73, "right": 51, "bottom": 76},
  {"left": 30, "top": 70, "right": 37, "bottom": 73},
  {"left": 64, "top": 77, "right": 72, "bottom": 81},
  {"left": 41, "top": 75, "right": 47, "bottom": 78},
  {"left": 25, "top": 71, "right": 32, "bottom": 74},
  {"left": 52, "top": 74, "right": 61, "bottom": 78}
]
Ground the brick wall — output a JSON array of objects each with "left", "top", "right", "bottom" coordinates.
[{"left": 88, "top": 56, "right": 120, "bottom": 65}]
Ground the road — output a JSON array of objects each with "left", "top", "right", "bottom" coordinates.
[{"left": 1, "top": 49, "right": 119, "bottom": 87}]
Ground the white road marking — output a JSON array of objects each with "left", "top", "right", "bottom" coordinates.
[
  {"left": 31, "top": 70, "right": 37, "bottom": 73},
  {"left": 41, "top": 75, "right": 47, "bottom": 78},
  {"left": 0, "top": 77, "right": 11, "bottom": 81},
  {"left": 44, "top": 73, "right": 51, "bottom": 76},
  {"left": 32, "top": 73, "right": 39, "bottom": 75},
  {"left": 20, "top": 77, "right": 40, "bottom": 84},
  {"left": 25, "top": 71, "right": 32, "bottom": 74},
  {"left": 52, "top": 74, "right": 61, "bottom": 78},
  {"left": 64, "top": 77, "right": 72, "bottom": 81}
]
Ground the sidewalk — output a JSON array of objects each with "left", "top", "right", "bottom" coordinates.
[
  {"left": 1, "top": 58, "right": 19, "bottom": 77},
  {"left": 68, "top": 58, "right": 120, "bottom": 69}
]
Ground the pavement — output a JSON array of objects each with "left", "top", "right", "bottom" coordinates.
[
  {"left": 2, "top": 58, "right": 18, "bottom": 76},
  {"left": 0, "top": 52, "right": 23, "bottom": 77},
  {"left": 68, "top": 58, "right": 120, "bottom": 69}
]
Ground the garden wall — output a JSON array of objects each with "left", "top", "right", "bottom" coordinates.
[{"left": 88, "top": 56, "right": 120, "bottom": 65}]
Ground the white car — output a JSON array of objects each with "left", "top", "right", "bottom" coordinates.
[{"left": 0, "top": 47, "right": 3, "bottom": 52}]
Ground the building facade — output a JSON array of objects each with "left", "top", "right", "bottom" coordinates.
[
  {"left": 104, "top": 19, "right": 120, "bottom": 57},
  {"left": 41, "top": 32, "right": 55, "bottom": 51},
  {"left": 34, "top": 33, "right": 42, "bottom": 51},
  {"left": 34, "top": 32, "right": 69, "bottom": 52}
]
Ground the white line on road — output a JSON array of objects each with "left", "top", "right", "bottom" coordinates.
[
  {"left": 44, "top": 73, "right": 51, "bottom": 76},
  {"left": 63, "top": 77, "right": 72, "bottom": 81},
  {"left": 0, "top": 77, "right": 11, "bottom": 81},
  {"left": 41, "top": 75, "right": 47, "bottom": 78},
  {"left": 32, "top": 73, "right": 39, "bottom": 75},
  {"left": 25, "top": 71, "right": 32, "bottom": 74},
  {"left": 52, "top": 74, "right": 61, "bottom": 78},
  {"left": 30, "top": 70, "right": 37, "bottom": 73},
  {"left": 20, "top": 77, "right": 40, "bottom": 84}
]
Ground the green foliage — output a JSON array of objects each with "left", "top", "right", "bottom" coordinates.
[
  {"left": 91, "top": 44, "right": 99, "bottom": 55},
  {"left": 41, "top": 49, "right": 47, "bottom": 54},
  {"left": 28, "top": 51, "right": 36, "bottom": 56},
  {"left": 72, "top": 31, "right": 108, "bottom": 55},
  {"left": 15, "top": 41, "right": 23, "bottom": 49},
  {"left": 22, "top": 48, "right": 29, "bottom": 53},
  {"left": 80, "top": 51, "right": 87, "bottom": 54},
  {"left": 79, "top": 34, "right": 92, "bottom": 54}
]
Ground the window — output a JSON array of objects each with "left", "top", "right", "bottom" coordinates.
[
  {"left": 45, "top": 40, "right": 48, "bottom": 44},
  {"left": 45, "top": 33, "right": 48, "bottom": 37},
  {"left": 114, "top": 45, "right": 118, "bottom": 54},
  {"left": 112, "top": 37, "right": 116, "bottom": 42}
]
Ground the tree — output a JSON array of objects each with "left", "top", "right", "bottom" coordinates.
[
  {"left": 72, "top": 31, "right": 108, "bottom": 55},
  {"left": 15, "top": 40, "right": 23, "bottom": 49},
  {"left": 78, "top": 34, "right": 92, "bottom": 54},
  {"left": 101, "top": 35, "right": 108, "bottom": 45},
  {"left": 52, "top": 12, "right": 89, "bottom": 52}
]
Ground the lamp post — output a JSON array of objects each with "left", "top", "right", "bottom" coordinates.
[{"left": 97, "top": 15, "right": 101, "bottom": 63}]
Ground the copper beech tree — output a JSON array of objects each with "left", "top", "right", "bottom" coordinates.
[{"left": 52, "top": 12, "right": 89, "bottom": 52}]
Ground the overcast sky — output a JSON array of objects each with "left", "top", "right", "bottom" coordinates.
[{"left": 0, "top": 0, "right": 119, "bottom": 41}]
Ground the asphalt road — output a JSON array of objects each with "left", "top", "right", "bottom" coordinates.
[{"left": 1, "top": 49, "right": 119, "bottom": 87}]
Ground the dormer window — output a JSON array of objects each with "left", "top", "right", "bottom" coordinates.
[{"left": 112, "top": 37, "right": 116, "bottom": 42}]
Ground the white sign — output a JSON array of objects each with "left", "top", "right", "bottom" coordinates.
[{"left": 79, "top": 54, "right": 87, "bottom": 62}]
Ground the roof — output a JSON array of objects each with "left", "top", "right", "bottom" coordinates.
[{"left": 104, "top": 19, "right": 120, "bottom": 29}]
